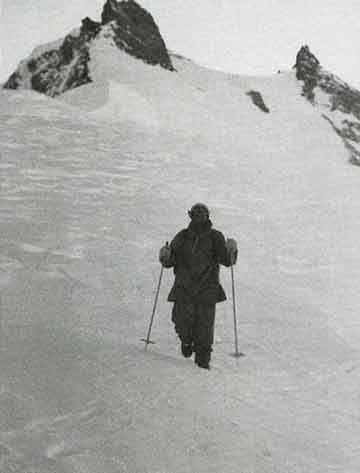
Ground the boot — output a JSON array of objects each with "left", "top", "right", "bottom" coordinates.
[
  {"left": 181, "top": 341, "right": 193, "bottom": 358},
  {"left": 194, "top": 349, "right": 211, "bottom": 369}
]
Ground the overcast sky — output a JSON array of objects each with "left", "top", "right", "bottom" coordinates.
[{"left": 1, "top": 0, "right": 360, "bottom": 88}]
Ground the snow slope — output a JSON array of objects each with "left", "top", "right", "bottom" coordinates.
[{"left": 1, "top": 50, "right": 360, "bottom": 473}]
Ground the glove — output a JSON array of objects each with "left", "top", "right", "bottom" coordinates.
[
  {"left": 226, "top": 238, "right": 238, "bottom": 265},
  {"left": 159, "top": 242, "right": 171, "bottom": 264},
  {"left": 226, "top": 238, "right": 237, "bottom": 251}
]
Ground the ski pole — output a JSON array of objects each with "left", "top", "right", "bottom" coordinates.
[
  {"left": 141, "top": 243, "right": 167, "bottom": 349},
  {"left": 230, "top": 263, "right": 244, "bottom": 357}
]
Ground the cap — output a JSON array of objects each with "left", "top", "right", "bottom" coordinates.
[{"left": 189, "top": 203, "right": 210, "bottom": 217}]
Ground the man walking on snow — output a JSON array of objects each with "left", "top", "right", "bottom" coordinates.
[{"left": 159, "top": 203, "right": 237, "bottom": 369}]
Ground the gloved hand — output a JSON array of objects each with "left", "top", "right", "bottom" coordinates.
[
  {"left": 226, "top": 238, "right": 238, "bottom": 265},
  {"left": 159, "top": 242, "right": 171, "bottom": 264}
]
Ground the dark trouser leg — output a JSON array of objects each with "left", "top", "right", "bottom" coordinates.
[
  {"left": 193, "top": 304, "right": 216, "bottom": 368},
  {"left": 172, "top": 302, "right": 196, "bottom": 345}
]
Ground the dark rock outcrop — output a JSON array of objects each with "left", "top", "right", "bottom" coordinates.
[
  {"left": 323, "top": 115, "right": 360, "bottom": 166},
  {"left": 3, "top": 17, "right": 101, "bottom": 96},
  {"left": 295, "top": 46, "right": 320, "bottom": 81},
  {"left": 295, "top": 45, "right": 360, "bottom": 165},
  {"left": 294, "top": 45, "right": 360, "bottom": 117},
  {"left": 100, "top": 0, "right": 174, "bottom": 70},
  {"left": 3, "top": 0, "right": 174, "bottom": 97},
  {"left": 294, "top": 45, "right": 320, "bottom": 102},
  {"left": 246, "top": 90, "right": 270, "bottom": 113},
  {"left": 3, "top": 71, "right": 21, "bottom": 90}
]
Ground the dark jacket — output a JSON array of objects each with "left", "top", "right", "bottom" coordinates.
[{"left": 161, "top": 220, "right": 235, "bottom": 305}]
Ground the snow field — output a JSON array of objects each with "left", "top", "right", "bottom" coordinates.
[{"left": 1, "top": 49, "right": 360, "bottom": 472}]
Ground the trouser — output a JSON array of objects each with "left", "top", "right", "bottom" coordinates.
[{"left": 172, "top": 301, "right": 216, "bottom": 363}]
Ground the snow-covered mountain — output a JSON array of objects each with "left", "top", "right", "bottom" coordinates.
[
  {"left": 3, "top": 2, "right": 360, "bottom": 166},
  {"left": 1, "top": 2, "right": 360, "bottom": 473},
  {"left": 3, "top": 0, "right": 173, "bottom": 97}
]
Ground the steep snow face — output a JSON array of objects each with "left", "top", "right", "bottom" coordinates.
[
  {"left": 1, "top": 54, "right": 360, "bottom": 472},
  {"left": 60, "top": 40, "right": 308, "bottom": 134},
  {"left": 295, "top": 45, "right": 360, "bottom": 165},
  {"left": 3, "top": 0, "right": 173, "bottom": 96}
]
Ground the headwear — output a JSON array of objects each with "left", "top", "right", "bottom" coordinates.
[{"left": 189, "top": 203, "right": 210, "bottom": 218}]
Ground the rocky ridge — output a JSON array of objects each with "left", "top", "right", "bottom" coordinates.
[
  {"left": 295, "top": 45, "right": 360, "bottom": 165},
  {"left": 3, "top": 0, "right": 174, "bottom": 97}
]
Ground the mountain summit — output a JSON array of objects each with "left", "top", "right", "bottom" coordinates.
[
  {"left": 100, "top": 0, "right": 174, "bottom": 70},
  {"left": 293, "top": 45, "right": 360, "bottom": 164},
  {"left": 3, "top": 0, "right": 174, "bottom": 97},
  {"left": 3, "top": 8, "right": 360, "bottom": 165}
]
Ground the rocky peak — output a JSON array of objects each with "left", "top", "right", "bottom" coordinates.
[
  {"left": 3, "top": 0, "right": 174, "bottom": 96},
  {"left": 293, "top": 43, "right": 360, "bottom": 118},
  {"left": 100, "top": 0, "right": 174, "bottom": 70},
  {"left": 294, "top": 45, "right": 320, "bottom": 81},
  {"left": 293, "top": 46, "right": 360, "bottom": 166},
  {"left": 293, "top": 45, "right": 321, "bottom": 103},
  {"left": 81, "top": 17, "right": 102, "bottom": 37},
  {"left": 101, "top": 0, "right": 131, "bottom": 24}
]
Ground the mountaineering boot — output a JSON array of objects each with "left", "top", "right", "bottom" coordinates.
[
  {"left": 194, "top": 350, "right": 211, "bottom": 370},
  {"left": 181, "top": 342, "right": 193, "bottom": 358},
  {"left": 196, "top": 360, "right": 210, "bottom": 370}
]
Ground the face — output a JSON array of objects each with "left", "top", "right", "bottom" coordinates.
[{"left": 189, "top": 209, "right": 209, "bottom": 224}]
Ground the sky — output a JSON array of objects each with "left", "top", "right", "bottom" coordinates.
[{"left": 1, "top": 0, "right": 360, "bottom": 88}]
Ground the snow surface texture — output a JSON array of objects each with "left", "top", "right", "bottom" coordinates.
[{"left": 1, "top": 51, "right": 360, "bottom": 473}]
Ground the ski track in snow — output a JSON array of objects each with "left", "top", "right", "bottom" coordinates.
[{"left": 1, "top": 54, "right": 360, "bottom": 473}]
